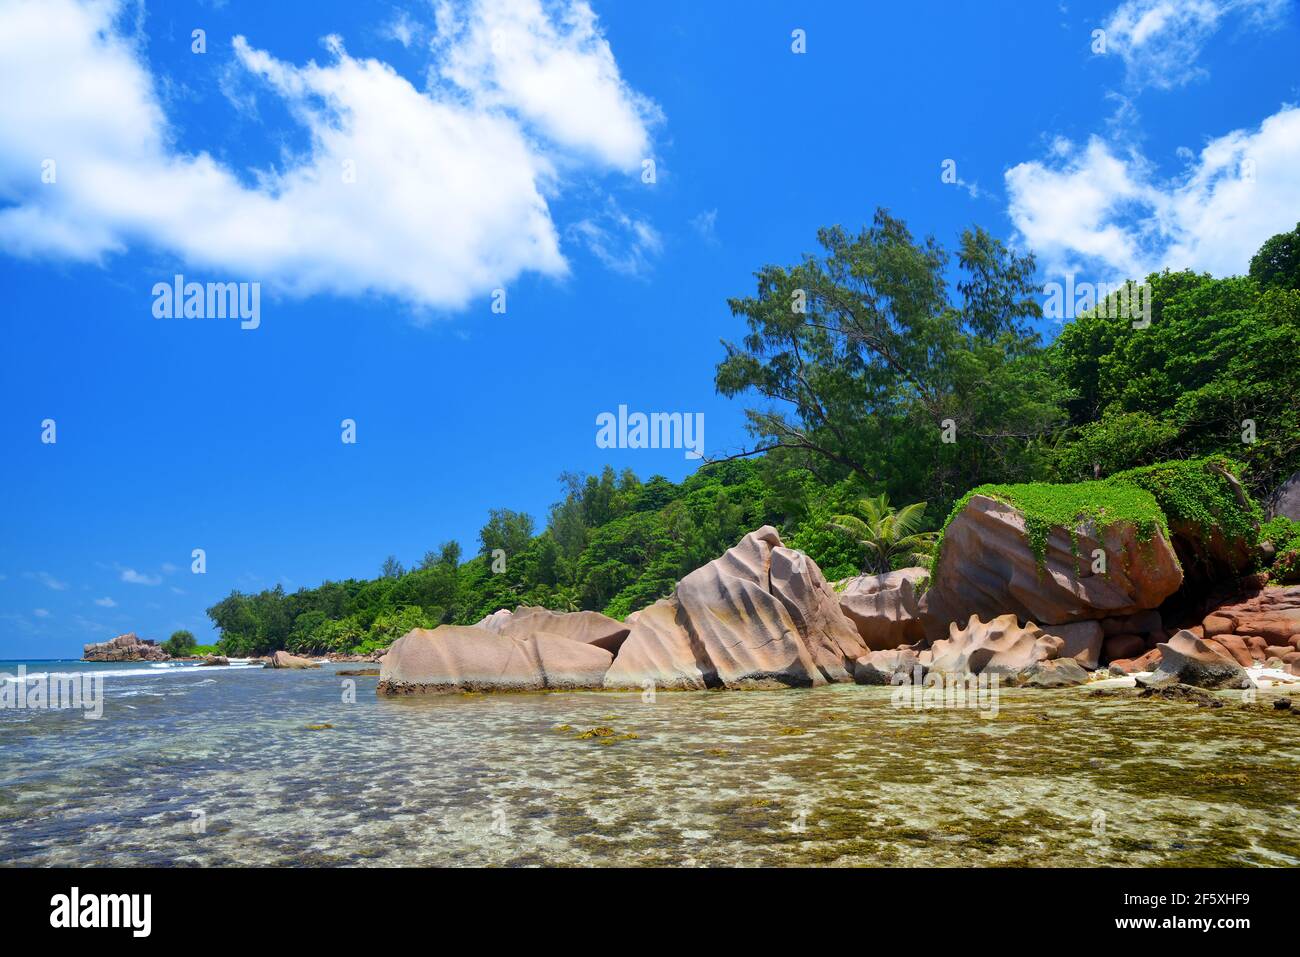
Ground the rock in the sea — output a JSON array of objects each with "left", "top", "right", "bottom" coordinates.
[
  {"left": 198, "top": 655, "right": 229, "bottom": 667},
  {"left": 378, "top": 625, "right": 612, "bottom": 693},
  {"left": 267, "top": 650, "right": 321, "bottom": 670},
  {"left": 1138, "top": 630, "right": 1249, "bottom": 690},
  {"left": 1040, "top": 620, "right": 1104, "bottom": 670},
  {"left": 605, "top": 527, "right": 868, "bottom": 690},
  {"left": 83, "top": 633, "right": 169, "bottom": 662},
  {"left": 835, "top": 567, "right": 929, "bottom": 650},
  {"left": 852, "top": 648, "right": 922, "bottom": 685},
  {"left": 487, "top": 605, "right": 631, "bottom": 654},
  {"left": 925, "top": 614, "right": 1063, "bottom": 678},
  {"left": 923, "top": 491, "right": 1182, "bottom": 639}
]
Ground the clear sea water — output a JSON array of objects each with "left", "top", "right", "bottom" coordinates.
[{"left": 1, "top": 658, "right": 1298, "bottom": 867}]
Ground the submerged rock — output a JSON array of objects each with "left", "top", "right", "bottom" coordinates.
[
  {"left": 378, "top": 625, "right": 612, "bottom": 693},
  {"left": 835, "top": 568, "right": 929, "bottom": 650},
  {"left": 923, "top": 492, "right": 1182, "bottom": 639},
  {"left": 605, "top": 527, "right": 868, "bottom": 690},
  {"left": 83, "top": 633, "right": 169, "bottom": 662},
  {"left": 267, "top": 650, "right": 321, "bottom": 670}
]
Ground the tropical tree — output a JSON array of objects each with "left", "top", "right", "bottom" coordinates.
[
  {"left": 162, "top": 629, "right": 197, "bottom": 656},
  {"left": 827, "top": 494, "right": 937, "bottom": 574}
]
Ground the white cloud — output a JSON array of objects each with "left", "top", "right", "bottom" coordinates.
[
  {"left": 1006, "top": 105, "right": 1300, "bottom": 281},
  {"left": 0, "top": 0, "right": 658, "bottom": 310},
  {"left": 568, "top": 197, "right": 662, "bottom": 276},
  {"left": 26, "top": 571, "right": 69, "bottom": 591},
  {"left": 33, "top": 608, "right": 50, "bottom": 618},
  {"left": 434, "top": 0, "right": 660, "bottom": 169},
  {"left": 119, "top": 566, "right": 162, "bottom": 586},
  {"left": 690, "top": 208, "right": 719, "bottom": 244},
  {"left": 94, "top": 596, "right": 117, "bottom": 607},
  {"left": 1101, "top": 0, "right": 1287, "bottom": 90}
]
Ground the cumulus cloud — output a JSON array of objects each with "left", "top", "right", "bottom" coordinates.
[
  {"left": 119, "top": 566, "right": 162, "bottom": 586},
  {"left": 1006, "top": 105, "right": 1300, "bottom": 281},
  {"left": 433, "top": 0, "right": 660, "bottom": 169},
  {"left": 0, "top": 0, "right": 659, "bottom": 310},
  {"left": 1101, "top": 0, "right": 1287, "bottom": 90}
]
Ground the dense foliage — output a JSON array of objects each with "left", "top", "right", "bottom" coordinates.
[{"left": 206, "top": 218, "right": 1300, "bottom": 655}]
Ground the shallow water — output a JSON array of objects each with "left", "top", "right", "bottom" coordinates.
[{"left": 1, "top": 659, "right": 1298, "bottom": 866}]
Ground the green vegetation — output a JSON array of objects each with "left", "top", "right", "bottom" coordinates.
[
  {"left": 935, "top": 479, "right": 1168, "bottom": 567},
  {"left": 827, "top": 495, "right": 937, "bottom": 574},
  {"left": 1110, "top": 456, "right": 1261, "bottom": 560},
  {"left": 161, "top": 630, "right": 196, "bottom": 657},
  {"left": 1261, "top": 517, "right": 1300, "bottom": 584},
  {"left": 206, "top": 217, "right": 1300, "bottom": 655}
]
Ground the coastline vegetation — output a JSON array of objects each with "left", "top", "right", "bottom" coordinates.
[{"left": 206, "top": 218, "right": 1300, "bottom": 657}]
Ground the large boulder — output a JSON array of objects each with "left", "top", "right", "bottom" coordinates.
[
  {"left": 923, "top": 489, "right": 1182, "bottom": 639},
  {"left": 488, "top": 606, "right": 631, "bottom": 654},
  {"left": 83, "top": 633, "right": 169, "bottom": 662},
  {"left": 605, "top": 527, "right": 868, "bottom": 690},
  {"left": 1139, "top": 631, "right": 1249, "bottom": 690},
  {"left": 1269, "top": 470, "right": 1300, "bottom": 521},
  {"left": 1017, "top": 657, "right": 1090, "bottom": 688},
  {"left": 267, "top": 650, "right": 321, "bottom": 670},
  {"left": 926, "top": 614, "right": 1063, "bottom": 678},
  {"left": 1111, "top": 458, "right": 1260, "bottom": 594},
  {"left": 379, "top": 625, "right": 612, "bottom": 693},
  {"left": 602, "top": 600, "right": 710, "bottom": 690},
  {"left": 835, "top": 568, "right": 929, "bottom": 650}
]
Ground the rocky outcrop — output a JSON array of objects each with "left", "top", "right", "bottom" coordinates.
[
  {"left": 198, "top": 655, "right": 229, "bottom": 667},
  {"left": 378, "top": 625, "right": 612, "bottom": 693},
  {"left": 1138, "top": 631, "right": 1249, "bottom": 690},
  {"left": 83, "top": 633, "right": 169, "bottom": 662},
  {"left": 926, "top": 614, "right": 1064, "bottom": 678},
  {"left": 484, "top": 606, "right": 631, "bottom": 654},
  {"left": 267, "top": 651, "right": 321, "bottom": 670},
  {"left": 604, "top": 527, "right": 868, "bottom": 690},
  {"left": 1200, "top": 584, "right": 1300, "bottom": 645},
  {"left": 923, "top": 494, "right": 1182, "bottom": 639},
  {"left": 835, "top": 568, "right": 928, "bottom": 650}
]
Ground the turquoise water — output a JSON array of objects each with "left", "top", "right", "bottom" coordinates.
[{"left": 1, "top": 659, "right": 1298, "bottom": 866}]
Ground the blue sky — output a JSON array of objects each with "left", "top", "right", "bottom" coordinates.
[{"left": 2, "top": 0, "right": 1298, "bottom": 657}]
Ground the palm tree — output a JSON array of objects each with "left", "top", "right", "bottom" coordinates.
[{"left": 827, "top": 494, "right": 937, "bottom": 575}]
